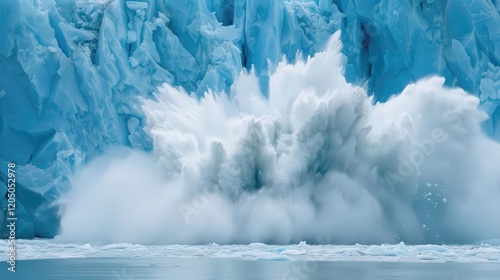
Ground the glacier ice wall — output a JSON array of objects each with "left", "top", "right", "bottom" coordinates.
[
  {"left": 338, "top": 0, "right": 500, "bottom": 137},
  {"left": 0, "top": 0, "right": 500, "bottom": 240},
  {"left": 59, "top": 33, "right": 500, "bottom": 244},
  {"left": 0, "top": 0, "right": 339, "bottom": 238}
]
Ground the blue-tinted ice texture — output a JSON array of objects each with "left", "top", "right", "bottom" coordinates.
[{"left": 0, "top": 0, "right": 499, "bottom": 240}]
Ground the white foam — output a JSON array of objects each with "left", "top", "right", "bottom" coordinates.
[{"left": 58, "top": 31, "right": 500, "bottom": 245}]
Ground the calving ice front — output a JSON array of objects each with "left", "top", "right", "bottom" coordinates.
[{"left": 59, "top": 32, "right": 500, "bottom": 245}]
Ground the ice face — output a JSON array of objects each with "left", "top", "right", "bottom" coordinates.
[{"left": 0, "top": 0, "right": 499, "bottom": 240}]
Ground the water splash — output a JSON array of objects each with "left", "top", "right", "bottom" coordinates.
[{"left": 59, "top": 32, "right": 500, "bottom": 245}]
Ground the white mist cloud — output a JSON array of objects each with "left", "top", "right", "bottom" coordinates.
[{"left": 58, "top": 32, "right": 500, "bottom": 245}]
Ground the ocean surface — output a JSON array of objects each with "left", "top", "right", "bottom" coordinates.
[
  {"left": 1, "top": 241, "right": 500, "bottom": 279},
  {"left": 2, "top": 257, "right": 500, "bottom": 280}
]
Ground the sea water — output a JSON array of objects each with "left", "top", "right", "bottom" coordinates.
[
  {"left": 2, "top": 257, "right": 500, "bottom": 280},
  {"left": 1, "top": 241, "right": 500, "bottom": 279}
]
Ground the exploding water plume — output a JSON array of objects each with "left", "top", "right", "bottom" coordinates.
[{"left": 59, "top": 32, "right": 500, "bottom": 245}]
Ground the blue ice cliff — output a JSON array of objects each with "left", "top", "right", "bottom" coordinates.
[{"left": 0, "top": 0, "right": 500, "bottom": 242}]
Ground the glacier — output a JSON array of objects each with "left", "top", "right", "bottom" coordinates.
[{"left": 0, "top": 0, "right": 500, "bottom": 242}]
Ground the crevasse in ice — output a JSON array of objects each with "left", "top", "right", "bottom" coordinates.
[{"left": 0, "top": 0, "right": 499, "bottom": 240}]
